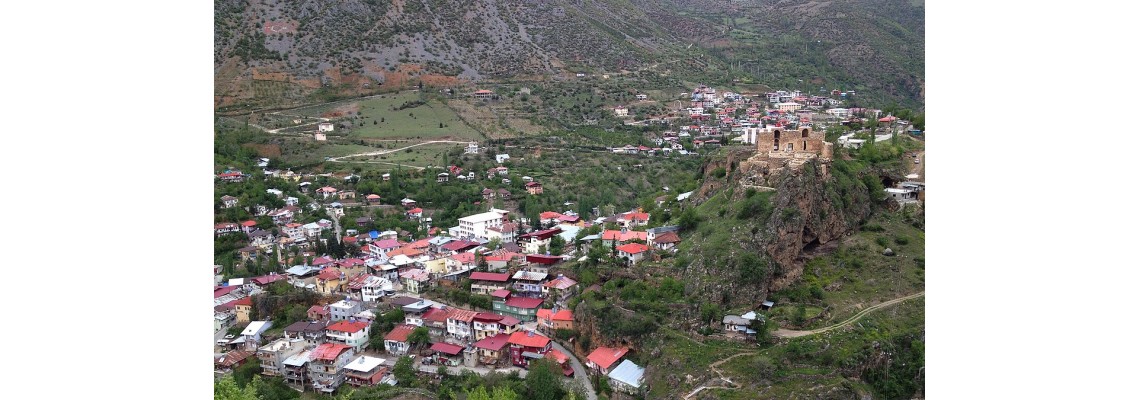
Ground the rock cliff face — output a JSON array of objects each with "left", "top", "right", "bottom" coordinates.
[{"left": 683, "top": 149, "right": 872, "bottom": 308}]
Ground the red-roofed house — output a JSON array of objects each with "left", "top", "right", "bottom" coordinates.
[
  {"left": 586, "top": 346, "right": 630, "bottom": 375},
  {"left": 616, "top": 243, "right": 651, "bottom": 265},
  {"left": 543, "top": 275, "right": 579, "bottom": 303},
  {"left": 384, "top": 325, "right": 417, "bottom": 355},
  {"left": 448, "top": 252, "right": 477, "bottom": 272},
  {"left": 365, "top": 194, "right": 381, "bottom": 204},
  {"left": 650, "top": 231, "right": 681, "bottom": 250},
  {"left": 415, "top": 306, "right": 446, "bottom": 337},
  {"left": 309, "top": 343, "right": 355, "bottom": 393},
  {"left": 545, "top": 349, "right": 575, "bottom": 376},
  {"left": 493, "top": 291, "right": 544, "bottom": 322},
  {"left": 251, "top": 274, "right": 287, "bottom": 287},
  {"left": 473, "top": 333, "right": 512, "bottom": 366},
  {"left": 472, "top": 312, "right": 513, "bottom": 340},
  {"left": 317, "top": 186, "right": 339, "bottom": 199},
  {"left": 525, "top": 181, "right": 543, "bottom": 195},
  {"left": 235, "top": 297, "right": 253, "bottom": 324},
  {"left": 215, "top": 222, "right": 240, "bottom": 236},
  {"left": 429, "top": 342, "right": 466, "bottom": 366},
  {"left": 407, "top": 208, "right": 423, "bottom": 219},
  {"left": 537, "top": 308, "right": 575, "bottom": 333},
  {"left": 508, "top": 331, "right": 552, "bottom": 367},
  {"left": 470, "top": 272, "right": 511, "bottom": 295},
  {"left": 316, "top": 268, "right": 345, "bottom": 295},
  {"left": 326, "top": 320, "right": 371, "bottom": 351},
  {"left": 539, "top": 211, "right": 564, "bottom": 224},
  {"left": 617, "top": 211, "right": 650, "bottom": 227},
  {"left": 446, "top": 309, "right": 479, "bottom": 342},
  {"left": 308, "top": 305, "right": 330, "bottom": 321},
  {"left": 473, "top": 89, "right": 494, "bottom": 100},
  {"left": 601, "top": 230, "right": 648, "bottom": 247}
]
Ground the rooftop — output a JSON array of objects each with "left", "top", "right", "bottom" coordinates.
[
  {"left": 344, "top": 356, "right": 386, "bottom": 372},
  {"left": 587, "top": 346, "right": 629, "bottom": 370}
]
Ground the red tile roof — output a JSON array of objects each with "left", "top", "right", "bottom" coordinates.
[
  {"left": 430, "top": 342, "right": 465, "bottom": 355},
  {"left": 601, "top": 230, "right": 648, "bottom": 242},
  {"left": 552, "top": 309, "right": 573, "bottom": 321},
  {"left": 473, "top": 333, "right": 511, "bottom": 351},
  {"left": 544, "top": 276, "right": 578, "bottom": 290},
  {"left": 471, "top": 272, "right": 511, "bottom": 282},
  {"left": 519, "top": 228, "right": 562, "bottom": 241},
  {"left": 545, "top": 348, "right": 570, "bottom": 364},
  {"left": 451, "top": 252, "right": 476, "bottom": 264},
  {"left": 308, "top": 305, "right": 329, "bottom": 315},
  {"left": 327, "top": 320, "right": 369, "bottom": 333},
  {"left": 384, "top": 324, "right": 417, "bottom": 342},
  {"left": 616, "top": 243, "right": 650, "bottom": 255},
  {"left": 504, "top": 296, "right": 544, "bottom": 309},
  {"left": 620, "top": 212, "right": 650, "bottom": 222},
  {"left": 586, "top": 346, "right": 629, "bottom": 370},
  {"left": 311, "top": 343, "right": 353, "bottom": 361},
  {"left": 652, "top": 231, "right": 681, "bottom": 243},
  {"left": 447, "top": 309, "right": 478, "bottom": 322},
  {"left": 526, "top": 254, "right": 562, "bottom": 265},
  {"left": 540, "top": 211, "right": 564, "bottom": 220},
  {"left": 473, "top": 312, "right": 504, "bottom": 322},
  {"left": 235, "top": 297, "right": 252, "bottom": 306},
  {"left": 408, "top": 207, "right": 423, "bottom": 214},
  {"left": 214, "top": 286, "right": 240, "bottom": 299},
  {"left": 241, "top": 220, "right": 257, "bottom": 227},
  {"left": 422, "top": 307, "right": 451, "bottom": 323},
  {"left": 491, "top": 289, "right": 511, "bottom": 298},
  {"left": 537, "top": 308, "right": 552, "bottom": 320},
  {"left": 499, "top": 316, "right": 521, "bottom": 326},
  {"left": 318, "top": 268, "right": 342, "bottom": 281},
  {"left": 508, "top": 331, "right": 551, "bottom": 348},
  {"left": 251, "top": 274, "right": 287, "bottom": 286}
]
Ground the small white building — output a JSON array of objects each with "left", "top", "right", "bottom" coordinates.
[
  {"left": 496, "top": 154, "right": 510, "bottom": 164},
  {"left": 776, "top": 102, "right": 802, "bottom": 112},
  {"left": 466, "top": 142, "right": 479, "bottom": 154},
  {"left": 329, "top": 300, "right": 363, "bottom": 321},
  {"left": 607, "top": 359, "right": 646, "bottom": 395},
  {"left": 614, "top": 106, "right": 628, "bottom": 117},
  {"left": 319, "top": 122, "right": 335, "bottom": 132},
  {"left": 315, "top": 133, "right": 328, "bottom": 141}
]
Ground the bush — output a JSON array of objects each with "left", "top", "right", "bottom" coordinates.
[
  {"left": 711, "top": 167, "right": 727, "bottom": 178},
  {"left": 894, "top": 236, "right": 909, "bottom": 245},
  {"left": 554, "top": 329, "right": 577, "bottom": 341},
  {"left": 875, "top": 236, "right": 889, "bottom": 247},
  {"left": 863, "top": 223, "right": 885, "bottom": 232}
]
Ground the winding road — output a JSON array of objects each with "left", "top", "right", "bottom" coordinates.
[
  {"left": 773, "top": 291, "right": 925, "bottom": 338},
  {"left": 550, "top": 341, "right": 597, "bottom": 400}
]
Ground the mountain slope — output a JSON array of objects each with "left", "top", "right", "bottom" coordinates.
[{"left": 215, "top": 0, "right": 924, "bottom": 111}]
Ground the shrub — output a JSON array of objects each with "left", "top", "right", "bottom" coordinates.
[
  {"left": 863, "top": 223, "right": 885, "bottom": 232},
  {"left": 711, "top": 166, "right": 727, "bottom": 178},
  {"left": 875, "top": 236, "right": 889, "bottom": 247},
  {"left": 894, "top": 236, "right": 909, "bottom": 245}
]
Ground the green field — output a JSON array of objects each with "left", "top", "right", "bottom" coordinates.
[{"left": 289, "top": 92, "right": 483, "bottom": 141}]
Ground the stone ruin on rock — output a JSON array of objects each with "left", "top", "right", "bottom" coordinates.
[{"left": 740, "top": 126, "right": 833, "bottom": 187}]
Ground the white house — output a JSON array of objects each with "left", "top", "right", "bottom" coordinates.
[
  {"left": 466, "top": 142, "right": 479, "bottom": 154},
  {"left": 496, "top": 154, "right": 510, "bottom": 164},
  {"left": 456, "top": 210, "right": 508, "bottom": 240},
  {"left": 325, "top": 319, "right": 371, "bottom": 352},
  {"left": 319, "top": 122, "right": 335, "bottom": 132},
  {"left": 329, "top": 300, "right": 363, "bottom": 321},
  {"left": 360, "top": 276, "right": 395, "bottom": 302},
  {"left": 614, "top": 106, "right": 628, "bottom": 117}
]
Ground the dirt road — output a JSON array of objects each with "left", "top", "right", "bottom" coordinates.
[
  {"left": 774, "top": 291, "right": 925, "bottom": 338},
  {"left": 326, "top": 140, "right": 471, "bottom": 162},
  {"left": 683, "top": 351, "right": 757, "bottom": 399}
]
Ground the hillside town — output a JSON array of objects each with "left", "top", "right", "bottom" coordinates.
[{"left": 213, "top": 82, "right": 924, "bottom": 398}]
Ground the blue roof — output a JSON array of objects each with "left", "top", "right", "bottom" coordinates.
[
  {"left": 608, "top": 360, "right": 645, "bottom": 388},
  {"left": 369, "top": 231, "right": 380, "bottom": 239}
]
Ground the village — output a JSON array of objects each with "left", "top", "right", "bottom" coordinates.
[{"left": 213, "top": 83, "right": 925, "bottom": 398}]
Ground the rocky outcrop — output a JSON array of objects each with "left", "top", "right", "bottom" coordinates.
[{"left": 683, "top": 152, "right": 873, "bottom": 307}]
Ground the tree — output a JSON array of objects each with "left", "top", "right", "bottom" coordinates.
[
  {"left": 524, "top": 359, "right": 567, "bottom": 400},
  {"left": 408, "top": 326, "right": 430, "bottom": 349},
  {"left": 393, "top": 356, "right": 416, "bottom": 387},
  {"left": 549, "top": 235, "right": 566, "bottom": 256},
  {"left": 214, "top": 374, "right": 259, "bottom": 400}
]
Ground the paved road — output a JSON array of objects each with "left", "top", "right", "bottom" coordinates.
[
  {"left": 549, "top": 341, "right": 597, "bottom": 400},
  {"left": 774, "top": 291, "right": 925, "bottom": 338}
]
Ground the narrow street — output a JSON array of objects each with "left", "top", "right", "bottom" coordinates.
[{"left": 549, "top": 340, "right": 598, "bottom": 400}]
